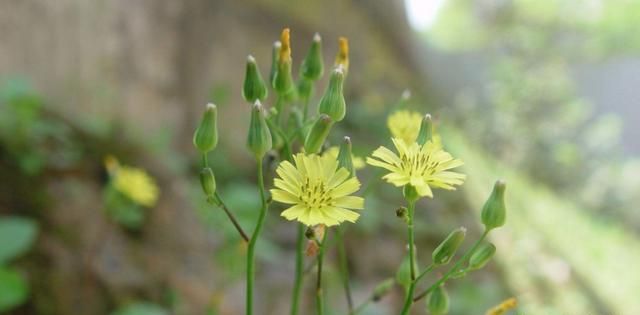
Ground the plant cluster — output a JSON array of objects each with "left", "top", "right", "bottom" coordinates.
[{"left": 193, "top": 28, "right": 510, "bottom": 315}]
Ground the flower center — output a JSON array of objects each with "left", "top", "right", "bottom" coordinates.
[
  {"left": 400, "top": 150, "right": 441, "bottom": 178},
  {"left": 299, "top": 177, "right": 334, "bottom": 209}
]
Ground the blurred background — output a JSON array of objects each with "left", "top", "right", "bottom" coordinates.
[{"left": 1, "top": 0, "right": 639, "bottom": 314}]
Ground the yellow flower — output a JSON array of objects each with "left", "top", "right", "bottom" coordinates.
[
  {"left": 322, "top": 146, "right": 365, "bottom": 170},
  {"left": 485, "top": 297, "right": 517, "bottom": 315},
  {"left": 105, "top": 156, "right": 159, "bottom": 207},
  {"left": 387, "top": 110, "right": 422, "bottom": 144},
  {"left": 270, "top": 153, "right": 364, "bottom": 226},
  {"left": 366, "top": 138, "right": 465, "bottom": 198}
]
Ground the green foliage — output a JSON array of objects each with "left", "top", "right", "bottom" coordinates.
[
  {"left": 0, "top": 266, "right": 29, "bottom": 312},
  {"left": 111, "top": 302, "right": 169, "bottom": 315},
  {"left": 0, "top": 216, "right": 38, "bottom": 264}
]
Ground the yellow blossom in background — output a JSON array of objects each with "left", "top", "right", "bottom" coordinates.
[
  {"left": 104, "top": 156, "right": 159, "bottom": 207},
  {"left": 485, "top": 297, "right": 517, "bottom": 315},
  {"left": 322, "top": 146, "right": 365, "bottom": 170},
  {"left": 387, "top": 110, "right": 422, "bottom": 145},
  {"left": 366, "top": 138, "right": 465, "bottom": 198},
  {"left": 270, "top": 153, "right": 364, "bottom": 226}
]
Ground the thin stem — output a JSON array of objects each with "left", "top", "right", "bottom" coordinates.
[
  {"left": 290, "top": 224, "right": 305, "bottom": 315},
  {"left": 316, "top": 229, "right": 329, "bottom": 315},
  {"left": 399, "top": 200, "right": 417, "bottom": 315},
  {"left": 246, "top": 158, "right": 269, "bottom": 315},
  {"left": 413, "top": 229, "right": 490, "bottom": 302},
  {"left": 212, "top": 193, "right": 249, "bottom": 242},
  {"left": 335, "top": 226, "right": 354, "bottom": 313},
  {"left": 350, "top": 297, "right": 372, "bottom": 315}
]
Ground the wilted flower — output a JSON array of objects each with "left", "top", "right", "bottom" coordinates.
[
  {"left": 366, "top": 139, "right": 465, "bottom": 198},
  {"left": 270, "top": 153, "right": 364, "bottom": 226}
]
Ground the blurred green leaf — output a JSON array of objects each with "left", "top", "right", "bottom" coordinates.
[
  {"left": 0, "top": 266, "right": 29, "bottom": 312},
  {"left": 0, "top": 217, "right": 38, "bottom": 264},
  {"left": 111, "top": 302, "right": 169, "bottom": 315}
]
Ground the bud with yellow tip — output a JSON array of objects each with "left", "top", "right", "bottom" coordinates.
[
  {"left": 334, "top": 37, "right": 349, "bottom": 75},
  {"left": 304, "top": 114, "right": 333, "bottom": 153},
  {"left": 273, "top": 28, "right": 294, "bottom": 94},
  {"left": 318, "top": 67, "right": 346, "bottom": 122},
  {"left": 193, "top": 103, "right": 219, "bottom": 153},
  {"left": 242, "top": 55, "right": 268, "bottom": 102},
  {"left": 247, "top": 101, "right": 272, "bottom": 159},
  {"left": 481, "top": 180, "right": 507, "bottom": 230}
]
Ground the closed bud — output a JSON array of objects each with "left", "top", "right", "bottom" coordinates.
[
  {"left": 426, "top": 285, "right": 450, "bottom": 315},
  {"left": 193, "top": 103, "right": 218, "bottom": 153},
  {"left": 199, "top": 167, "right": 216, "bottom": 198},
  {"left": 273, "top": 28, "right": 294, "bottom": 94},
  {"left": 372, "top": 278, "right": 395, "bottom": 301},
  {"left": 432, "top": 227, "right": 466, "bottom": 265},
  {"left": 269, "top": 41, "right": 281, "bottom": 86},
  {"left": 317, "top": 67, "right": 346, "bottom": 122},
  {"left": 304, "top": 114, "right": 333, "bottom": 153},
  {"left": 417, "top": 114, "right": 434, "bottom": 145},
  {"left": 301, "top": 33, "right": 324, "bottom": 81},
  {"left": 337, "top": 136, "right": 354, "bottom": 176},
  {"left": 334, "top": 37, "right": 349, "bottom": 75},
  {"left": 242, "top": 55, "right": 268, "bottom": 102},
  {"left": 481, "top": 180, "right": 507, "bottom": 230},
  {"left": 247, "top": 101, "right": 272, "bottom": 159},
  {"left": 469, "top": 242, "right": 496, "bottom": 270}
]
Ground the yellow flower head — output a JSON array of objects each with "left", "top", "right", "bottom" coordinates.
[
  {"left": 322, "top": 146, "right": 366, "bottom": 170},
  {"left": 270, "top": 153, "right": 364, "bottom": 226},
  {"left": 485, "top": 297, "right": 517, "bottom": 315},
  {"left": 105, "top": 156, "right": 159, "bottom": 207},
  {"left": 366, "top": 138, "right": 465, "bottom": 198},
  {"left": 387, "top": 110, "right": 422, "bottom": 145}
]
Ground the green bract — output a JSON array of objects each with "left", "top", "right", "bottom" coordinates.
[
  {"left": 304, "top": 114, "right": 333, "bottom": 153},
  {"left": 481, "top": 180, "right": 507, "bottom": 230},
  {"left": 432, "top": 227, "right": 466, "bottom": 266},
  {"left": 247, "top": 102, "right": 272, "bottom": 159},
  {"left": 317, "top": 67, "right": 346, "bottom": 122},
  {"left": 193, "top": 103, "right": 219, "bottom": 153},
  {"left": 242, "top": 55, "right": 268, "bottom": 102}
]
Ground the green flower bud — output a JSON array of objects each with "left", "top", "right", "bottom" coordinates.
[
  {"left": 199, "top": 167, "right": 216, "bottom": 198},
  {"left": 193, "top": 103, "right": 218, "bottom": 153},
  {"left": 372, "top": 278, "right": 395, "bottom": 301},
  {"left": 242, "top": 55, "right": 268, "bottom": 103},
  {"left": 304, "top": 114, "right": 333, "bottom": 153},
  {"left": 269, "top": 41, "right": 281, "bottom": 87},
  {"left": 432, "top": 227, "right": 466, "bottom": 266},
  {"left": 247, "top": 101, "right": 272, "bottom": 159},
  {"left": 481, "top": 180, "right": 507, "bottom": 230},
  {"left": 300, "top": 33, "right": 324, "bottom": 81},
  {"left": 468, "top": 242, "right": 496, "bottom": 270},
  {"left": 273, "top": 28, "right": 294, "bottom": 94},
  {"left": 317, "top": 67, "right": 346, "bottom": 122},
  {"left": 337, "top": 136, "right": 354, "bottom": 176},
  {"left": 417, "top": 114, "right": 433, "bottom": 145},
  {"left": 426, "top": 285, "right": 449, "bottom": 315},
  {"left": 297, "top": 77, "right": 314, "bottom": 102}
]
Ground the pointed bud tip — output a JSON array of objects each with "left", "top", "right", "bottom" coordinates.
[
  {"left": 252, "top": 101, "right": 263, "bottom": 110},
  {"left": 343, "top": 136, "right": 351, "bottom": 144},
  {"left": 319, "top": 114, "right": 332, "bottom": 123},
  {"left": 459, "top": 226, "right": 467, "bottom": 233},
  {"left": 206, "top": 103, "right": 216, "bottom": 110},
  {"left": 313, "top": 33, "right": 322, "bottom": 42},
  {"left": 496, "top": 179, "right": 507, "bottom": 189},
  {"left": 401, "top": 89, "right": 411, "bottom": 101},
  {"left": 424, "top": 113, "right": 432, "bottom": 121},
  {"left": 274, "top": 41, "right": 282, "bottom": 48},
  {"left": 247, "top": 55, "right": 256, "bottom": 63}
]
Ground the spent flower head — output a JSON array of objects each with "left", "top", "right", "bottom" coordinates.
[
  {"left": 366, "top": 138, "right": 465, "bottom": 198},
  {"left": 270, "top": 153, "right": 364, "bottom": 226}
]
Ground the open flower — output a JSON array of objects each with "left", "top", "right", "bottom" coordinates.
[
  {"left": 271, "top": 153, "right": 364, "bottom": 226},
  {"left": 366, "top": 139, "right": 465, "bottom": 198}
]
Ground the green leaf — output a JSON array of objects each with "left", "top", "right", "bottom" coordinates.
[
  {"left": 0, "top": 266, "right": 29, "bottom": 312},
  {"left": 0, "top": 216, "right": 38, "bottom": 264},
  {"left": 111, "top": 302, "right": 169, "bottom": 315}
]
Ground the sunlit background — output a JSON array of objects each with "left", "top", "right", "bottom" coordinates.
[{"left": 1, "top": 0, "right": 639, "bottom": 314}]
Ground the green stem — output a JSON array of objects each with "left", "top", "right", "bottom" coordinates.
[
  {"left": 246, "top": 158, "right": 269, "bottom": 315},
  {"left": 275, "top": 94, "right": 285, "bottom": 125},
  {"left": 290, "top": 224, "right": 305, "bottom": 315},
  {"left": 316, "top": 230, "right": 329, "bottom": 315},
  {"left": 212, "top": 193, "right": 249, "bottom": 242},
  {"left": 336, "top": 227, "right": 354, "bottom": 313},
  {"left": 399, "top": 200, "right": 417, "bottom": 315},
  {"left": 413, "top": 229, "right": 490, "bottom": 302},
  {"left": 350, "top": 297, "right": 372, "bottom": 315}
]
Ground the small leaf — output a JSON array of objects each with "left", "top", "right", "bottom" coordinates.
[
  {"left": 0, "top": 266, "right": 29, "bottom": 312},
  {"left": 0, "top": 216, "right": 38, "bottom": 264}
]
